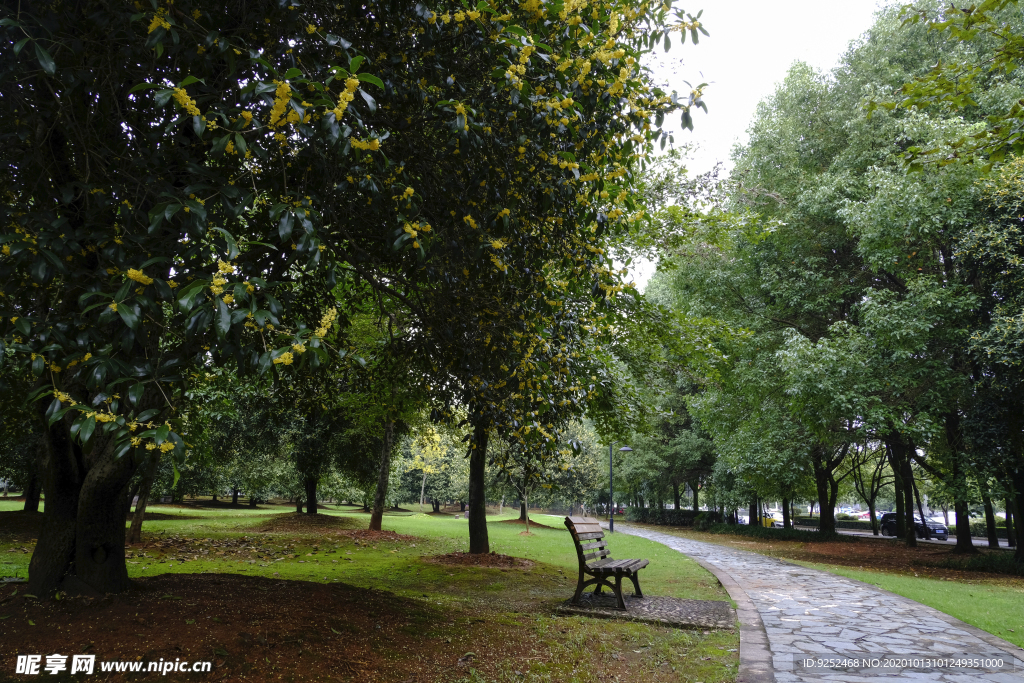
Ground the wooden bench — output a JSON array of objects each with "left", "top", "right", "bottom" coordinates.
[{"left": 564, "top": 516, "right": 649, "bottom": 610}]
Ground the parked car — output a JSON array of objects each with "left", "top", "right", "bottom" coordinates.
[{"left": 879, "top": 512, "right": 948, "bottom": 540}]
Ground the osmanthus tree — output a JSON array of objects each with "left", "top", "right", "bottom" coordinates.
[{"left": 0, "top": 0, "right": 704, "bottom": 593}]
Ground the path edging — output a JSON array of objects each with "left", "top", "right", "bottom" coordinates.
[{"left": 612, "top": 523, "right": 775, "bottom": 683}]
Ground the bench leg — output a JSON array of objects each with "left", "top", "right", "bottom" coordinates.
[
  {"left": 613, "top": 574, "right": 626, "bottom": 610},
  {"left": 571, "top": 569, "right": 587, "bottom": 605},
  {"left": 628, "top": 572, "right": 643, "bottom": 599}
]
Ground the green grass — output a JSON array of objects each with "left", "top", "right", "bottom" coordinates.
[
  {"left": 1, "top": 503, "right": 739, "bottom": 682},
  {"left": 793, "top": 561, "right": 1024, "bottom": 650}
]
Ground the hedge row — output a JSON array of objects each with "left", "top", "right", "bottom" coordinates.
[
  {"left": 793, "top": 516, "right": 1013, "bottom": 538},
  {"left": 624, "top": 508, "right": 721, "bottom": 527}
]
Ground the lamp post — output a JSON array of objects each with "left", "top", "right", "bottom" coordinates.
[{"left": 609, "top": 444, "right": 632, "bottom": 533}]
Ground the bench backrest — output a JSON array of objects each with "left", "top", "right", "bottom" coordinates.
[{"left": 565, "top": 516, "right": 610, "bottom": 567}]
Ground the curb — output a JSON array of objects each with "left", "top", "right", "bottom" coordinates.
[{"left": 611, "top": 524, "right": 775, "bottom": 683}]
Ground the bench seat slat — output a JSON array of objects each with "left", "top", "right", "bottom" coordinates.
[
  {"left": 579, "top": 541, "right": 606, "bottom": 551},
  {"left": 583, "top": 550, "right": 610, "bottom": 562},
  {"left": 575, "top": 532, "right": 605, "bottom": 541}
]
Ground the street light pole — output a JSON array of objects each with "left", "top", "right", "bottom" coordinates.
[{"left": 609, "top": 444, "right": 632, "bottom": 533}]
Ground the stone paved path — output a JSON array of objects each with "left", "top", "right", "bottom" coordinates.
[{"left": 616, "top": 524, "right": 1024, "bottom": 682}]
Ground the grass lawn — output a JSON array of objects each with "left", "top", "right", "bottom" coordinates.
[{"left": 0, "top": 501, "right": 739, "bottom": 682}]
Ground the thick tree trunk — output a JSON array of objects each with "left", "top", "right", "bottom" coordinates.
[
  {"left": 1007, "top": 496, "right": 1017, "bottom": 549},
  {"left": 901, "top": 452, "right": 917, "bottom": 548},
  {"left": 304, "top": 475, "right": 318, "bottom": 515},
  {"left": 127, "top": 454, "right": 161, "bottom": 545},
  {"left": 467, "top": 421, "right": 489, "bottom": 554},
  {"left": 811, "top": 449, "right": 837, "bottom": 535},
  {"left": 691, "top": 482, "right": 699, "bottom": 513},
  {"left": 982, "top": 493, "right": 1000, "bottom": 548},
  {"left": 295, "top": 498, "right": 304, "bottom": 514},
  {"left": 29, "top": 404, "right": 142, "bottom": 597},
  {"left": 749, "top": 498, "right": 757, "bottom": 526},
  {"left": 211, "top": 492, "right": 218, "bottom": 502},
  {"left": 888, "top": 444, "right": 905, "bottom": 538},
  {"left": 519, "top": 500, "right": 527, "bottom": 521},
  {"left": 249, "top": 494, "right": 258, "bottom": 507},
  {"left": 432, "top": 498, "right": 440, "bottom": 513},
  {"left": 369, "top": 420, "right": 394, "bottom": 531},
  {"left": 673, "top": 482, "right": 680, "bottom": 510},
  {"left": 1010, "top": 472, "right": 1024, "bottom": 563},
  {"left": 782, "top": 497, "right": 791, "bottom": 529},
  {"left": 23, "top": 466, "right": 42, "bottom": 513}
]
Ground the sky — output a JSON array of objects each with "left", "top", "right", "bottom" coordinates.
[{"left": 629, "top": 0, "right": 890, "bottom": 289}]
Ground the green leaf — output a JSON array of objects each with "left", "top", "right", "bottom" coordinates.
[
  {"left": 13, "top": 37, "right": 31, "bottom": 56},
  {"left": 78, "top": 416, "right": 96, "bottom": 444},
  {"left": 137, "top": 409, "right": 160, "bottom": 422},
  {"left": 357, "top": 73, "right": 384, "bottom": 89},
  {"left": 279, "top": 212, "right": 294, "bottom": 241},
  {"left": 34, "top": 42, "right": 55, "bottom": 75},
  {"left": 216, "top": 298, "right": 231, "bottom": 338},
  {"left": 128, "top": 382, "right": 145, "bottom": 406},
  {"left": 349, "top": 55, "right": 364, "bottom": 73},
  {"left": 14, "top": 317, "right": 31, "bottom": 336},
  {"left": 212, "top": 227, "right": 240, "bottom": 259},
  {"left": 178, "top": 75, "right": 205, "bottom": 87},
  {"left": 117, "top": 305, "right": 140, "bottom": 330}
]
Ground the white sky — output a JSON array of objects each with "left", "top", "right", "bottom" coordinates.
[{"left": 628, "top": 0, "right": 889, "bottom": 289}]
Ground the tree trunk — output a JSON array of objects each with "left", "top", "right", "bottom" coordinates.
[
  {"left": 1007, "top": 496, "right": 1017, "bottom": 549},
  {"left": 749, "top": 497, "right": 757, "bottom": 526},
  {"left": 304, "top": 475, "right": 318, "bottom": 515},
  {"left": 29, "top": 404, "right": 142, "bottom": 597},
  {"left": 127, "top": 454, "right": 161, "bottom": 545},
  {"left": 23, "top": 466, "right": 42, "bottom": 513},
  {"left": 811, "top": 449, "right": 837, "bottom": 535},
  {"left": 295, "top": 498, "right": 304, "bottom": 514},
  {"left": 1010, "top": 472, "right": 1024, "bottom": 564},
  {"left": 982, "top": 493, "right": 1000, "bottom": 548},
  {"left": 231, "top": 488, "right": 239, "bottom": 506},
  {"left": 432, "top": 498, "right": 440, "bottom": 513},
  {"left": 901, "top": 450, "right": 917, "bottom": 548},
  {"left": 869, "top": 501, "right": 879, "bottom": 536},
  {"left": 211, "top": 492, "right": 218, "bottom": 502},
  {"left": 419, "top": 472, "right": 427, "bottom": 513},
  {"left": 691, "top": 481, "right": 699, "bottom": 513},
  {"left": 782, "top": 497, "right": 791, "bottom": 529},
  {"left": 467, "top": 421, "right": 489, "bottom": 554},
  {"left": 888, "top": 444, "right": 906, "bottom": 538},
  {"left": 524, "top": 493, "right": 530, "bottom": 534},
  {"left": 249, "top": 494, "right": 258, "bottom": 507},
  {"left": 673, "top": 482, "right": 680, "bottom": 510},
  {"left": 369, "top": 420, "right": 394, "bottom": 531},
  {"left": 519, "top": 499, "right": 527, "bottom": 522}
]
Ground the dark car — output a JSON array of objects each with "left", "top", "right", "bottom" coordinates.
[{"left": 879, "top": 512, "right": 948, "bottom": 540}]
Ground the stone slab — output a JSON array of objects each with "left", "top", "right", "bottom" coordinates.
[{"left": 554, "top": 593, "right": 735, "bottom": 630}]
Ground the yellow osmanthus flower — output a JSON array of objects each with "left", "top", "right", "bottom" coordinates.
[
  {"left": 292, "top": 343, "right": 306, "bottom": 353},
  {"left": 217, "top": 260, "right": 233, "bottom": 274},
  {"left": 222, "top": 294, "right": 234, "bottom": 304},
  {"left": 159, "top": 441, "right": 175, "bottom": 452},
  {"left": 126, "top": 268, "right": 153, "bottom": 285},
  {"left": 463, "top": 214, "right": 478, "bottom": 229},
  {"left": 268, "top": 80, "right": 292, "bottom": 128},
  {"left": 168, "top": 280, "right": 178, "bottom": 288},
  {"left": 273, "top": 352, "right": 294, "bottom": 365},
  {"left": 351, "top": 137, "right": 380, "bottom": 151},
  {"left": 148, "top": 8, "right": 170, "bottom": 33},
  {"left": 171, "top": 89, "right": 200, "bottom": 117},
  {"left": 108, "top": 303, "right": 118, "bottom": 312},
  {"left": 315, "top": 308, "right": 338, "bottom": 337},
  {"left": 490, "top": 238, "right": 507, "bottom": 249}
]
